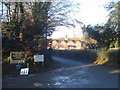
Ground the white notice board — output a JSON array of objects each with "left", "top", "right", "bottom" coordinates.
[
  {"left": 34, "top": 55, "right": 44, "bottom": 62},
  {"left": 20, "top": 68, "right": 29, "bottom": 75}
]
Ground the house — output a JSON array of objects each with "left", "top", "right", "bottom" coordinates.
[{"left": 51, "top": 36, "right": 89, "bottom": 50}]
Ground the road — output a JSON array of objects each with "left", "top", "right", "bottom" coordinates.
[{"left": 2, "top": 56, "right": 119, "bottom": 88}]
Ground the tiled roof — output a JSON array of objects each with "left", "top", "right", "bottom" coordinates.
[
  {"left": 53, "top": 39, "right": 82, "bottom": 43},
  {"left": 51, "top": 37, "right": 97, "bottom": 44}
]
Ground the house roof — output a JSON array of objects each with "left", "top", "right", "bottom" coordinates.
[
  {"left": 53, "top": 39, "right": 82, "bottom": 43},
  {"left": 52, "top": 37, "right": 97, "bottom": 44}
]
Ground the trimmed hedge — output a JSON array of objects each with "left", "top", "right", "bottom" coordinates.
[
  {"left": 107, "top": 50, "right": 119, "bottom": 66},
  {"left": 52, "top": 50, "right": 97, "bottom": 63},
  {"left": 52, "top": 50, "right": 119, "bottom": 67}
]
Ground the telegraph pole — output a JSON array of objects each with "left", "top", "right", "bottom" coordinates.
[{"left": 2, "top": 0, "right": 3, "bottom": 15}]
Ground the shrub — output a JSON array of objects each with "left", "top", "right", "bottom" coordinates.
[
  {"left": 94, "top": 50, "right": 119, "bottom": 66},
  {"left": 94, "top": 51, "right": 109, "bottom": 64},
  {"left": 100, "top": 47, "right": 108, "bottom": 51}
]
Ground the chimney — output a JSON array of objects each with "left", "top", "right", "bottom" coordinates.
[{"left": 65, "top": 35, "right": 68, "bottom": 40}]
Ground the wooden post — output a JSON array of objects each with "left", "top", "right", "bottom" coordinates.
[
  {"left": 27, "top": 63, "right": 29, "bottom": 68},
  {"left": 42, "top": 61, "right": 44, "bottom": 67},
  {"left": 34, "top": 62, "right": 36, "bottom": 66}
]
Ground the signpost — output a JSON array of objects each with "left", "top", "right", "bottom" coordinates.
[
  {"left": 10, "top": 52, "right": 29, "bottom": 75},
  {"left": 34, "top": 55, "right": 44, "bottom": 67},
  {"left": 10, "top": 52, "right": 25, "bottom": 64},
  {"left": 10, "top": 52, "right": 26, "bottom": 71}
]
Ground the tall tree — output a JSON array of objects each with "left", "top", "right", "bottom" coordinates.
[
  {"left": 83, "top": 1, "right": 120, "bottom": 50},
  {"left": 105, "top": 1, "right": 120, "bottom": 48},
  {"left": 2, "top": 1, "right": 80, "bottom": 59}
]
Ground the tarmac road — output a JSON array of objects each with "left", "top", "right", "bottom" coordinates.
[{"left": 2, "top": 56, "right": 119, "bottom": 88}]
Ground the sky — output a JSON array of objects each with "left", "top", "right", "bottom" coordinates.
[
  {"left": 48, "top": 0, "right": 118, "bottom": 39},
  {"left": 0, "top": 0, "right": 118, "bottom": 39}
]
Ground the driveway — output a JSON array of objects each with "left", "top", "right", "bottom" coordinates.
[{"left": 2, "top": 56, "right": 119, "bottom": 88}]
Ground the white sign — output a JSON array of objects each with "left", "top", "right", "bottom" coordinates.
[
  {"left": 20, "top": 68, "right": 29, "bottom": 75},
  {"left": 34, "top": 55, "right": 44, "bottom": 62}
]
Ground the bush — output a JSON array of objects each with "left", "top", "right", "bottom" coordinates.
[
  {"left": 100, "top": 47, "right": 108, "bottom": 51},
  {"left": 94, "top": 50, "right": 119, "bottom": 66},
  {"left": 94, "top": 51, "right": 109, "bottom": 64}
]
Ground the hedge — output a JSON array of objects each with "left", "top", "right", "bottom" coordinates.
[
  {"left": 52, "top": 50, "right": 97, "bottom": 63},
  {"left": 52, "top": 50, "right": 119, "bottom": 67}
]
